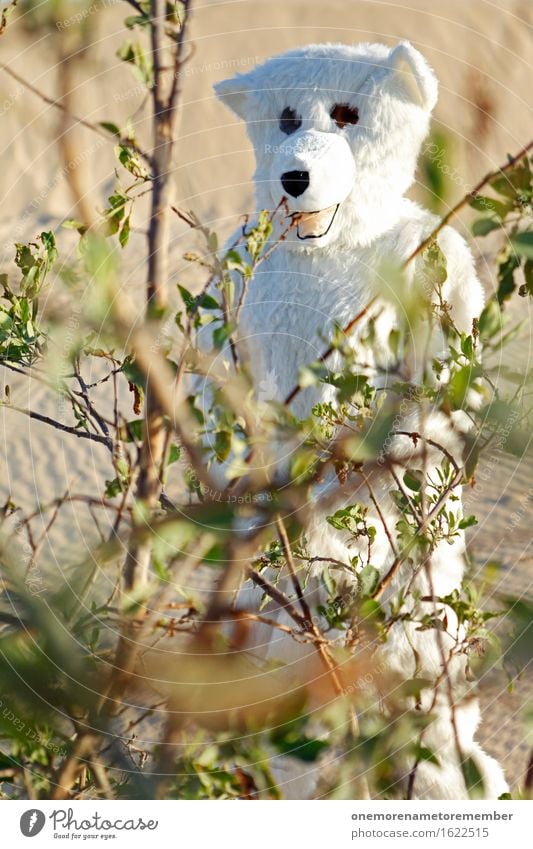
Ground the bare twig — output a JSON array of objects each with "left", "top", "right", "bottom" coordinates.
[
  {"left": 51, "top": 732, "right": 100, "bottom": 800},
  {"left": 0, "top": 62, "right": 151, "bottom": 164},
  {"left": 360, "top": 469, "right": 398, "bottom": 559},
  {"left": 284, "top": 298, "right": 378, "bottom": 406},
  {"left": 123, "top": 0, "right": 192, "bottom": 592},
  {"left": 275, "top": 513, "right": 370, "bottom": 797},
  {"left": 525, "top": 749, "right": 533, "bottom": 799},
  {"left": 123, "top": 0, "right": 145, "bottom": 14},
  {"left": 394, "top": 431, "right": 460, "bottom": 475},
  {"left": 248, "top": 568, "right": 309, "bottom": 631},
  {"left": 0, "top": 0, "right": 18, "bottom": 36},
  {"left": 1, "top": 403, "right": 113, "bottom": 450},
  {"left": 403, "top": 138, "right": 533, "bottom": 268}
]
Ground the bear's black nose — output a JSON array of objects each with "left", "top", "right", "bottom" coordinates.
[{"left": 281, "top": 170, "right": 309, "bottom": 198}]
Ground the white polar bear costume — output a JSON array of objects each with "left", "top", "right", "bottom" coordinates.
[{"left": 206, "top": 41, "right": 508, "bottom": 799}]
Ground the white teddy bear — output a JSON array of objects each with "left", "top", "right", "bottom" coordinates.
[{"left": 207, "top": 41, "right": 508, "bottom": 799}]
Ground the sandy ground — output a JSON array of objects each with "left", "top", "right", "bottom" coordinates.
[{"left": 0, "top": 0, "right": 532, "bottom": 791}]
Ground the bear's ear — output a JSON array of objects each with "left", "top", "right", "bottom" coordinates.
[
  {"left": 387, "top": 42, "right": 438, "bottom": 111},
  {"left": 213, "top": 73, "right": 252, "bottom": 120}
]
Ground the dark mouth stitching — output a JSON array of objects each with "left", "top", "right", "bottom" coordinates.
[{"left": 296, "top": 203, "right": 340, "bottom": 241}]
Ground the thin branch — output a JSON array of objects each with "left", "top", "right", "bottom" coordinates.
[
  {"left": 18, "top": 494, "right": 128, "bottom": 527},
  {"left": 0, "top": 0, "right": 18, "bottom": 36},
  {"left": 425, "top": 559, "right": 468, "bottom": 792},
  {"left": 525, "top": 749, "right": 533, "bottom": 799},
  {"left": 167, "top": 0, "right": 192, "bottom": 123},
  {"left": 51, "top": 732, "right": 100, "bottom": 801},
  {"left": 360, "top": 469, "right": 398, "bottom": 559},
  {"left": 394, "top": 431, "right": 460, "bottom": 475},
  {"left": 283, "top": 298, "right": 378, "bottom": 406},
  {"left": 373, "top": 553, "right": 402, "bottom": 600},
  {"left": 275, "top": 515, "right": 348, "bottom": 697},
  {"left": 1, "top": 403, "right": 113, "bottom": 450},
  {"left": 403, "top": 138, "right": 533, "bottom": 268},
  {"left": 123, "top": 0, "right": 145, "bottom": 14},
  {"left": 226, "top": 609, "right": 303, "bottom": 639},
  {"left": 282, "top": 140, "right": 533, "bottom": 412},
  {"left": 89, "top": 758, "right": 114, "bottom": 799},
  {"left": 0, "top": 62, "right": 151, "bottom": 164},
  {"left": 247, "top": 568, "right": 309, "bottom": 631},
  {"left": 123, "top": 0, "right": 193, "bottom": 593},
  {"left": 275, "top": 513, "right": 369, "bottom": 797},
  {"left": 26, "top": 487, "right": 69, "bottom": 574}
]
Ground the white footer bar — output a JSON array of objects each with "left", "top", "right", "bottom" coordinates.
[{"left": 3, "top": 799, "right": 531, "bottom": 848}]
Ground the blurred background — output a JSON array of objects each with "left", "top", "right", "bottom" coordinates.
[
  {"left": 0, "top": 0, "right": 532, "bottom": 789},
  {"left": 1, "top": 1, "right": 532, "bottom": 230}
]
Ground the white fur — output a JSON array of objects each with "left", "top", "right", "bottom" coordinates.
[{"left": 208, "top": 41, "right": 508, "bottom": 799}]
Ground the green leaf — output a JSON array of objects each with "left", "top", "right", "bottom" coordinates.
[
  {"left": 321, "top": 566, "right": 337, "bottom": 598},
  {"left": 511, "top": 231, "right": 533, "bottom": 260},
  {"left": 214, "top": 430, "right": 232, "bottom": 463},
  {"left": 117, "top": 40, "right": 153, "bottom": 87},
  {"left": 327, "top": 504, "right": 367, "bottom": 532},
  {"left": 471, "top": 218, "right": 501, "bottom": 237},
  {"left": 168, "top": 444, "right": 181, "bottom": 465},
  {"left": 458, "top": 515, "right": 478, "bottom": 529},
  {"left": 359, "top": 598, "right": 385, "bottom": 623},
  {"left": 224, "top": 249, "right": 244, "bottom": 271},
  {"left": 328, "top": 372, "right": 370, "bottom": 403},
  {"left": 400, "top": 678, "right": 433, "bottom": 699},
  {"left": 125, "top": 13, "right": 151, "bottom": 29},
  {"left": 212, "top": 323, "right": 234, "bottom": 349},
  {"left": 477, "top": 299, "right": 502, "bottom": 341},
  {"left": 119, "top": 214, "right": 131, "bottom": 248},
  {"left": 124, "top": 419, "right": 144, "bottom": 441},
  {"left": 203, "top": 542, "right": 226, "bottom": 567},
  {"left": 461, "top": 757, "right": 485, "bottom": 799},
  {"left": 41, "top": 231, "right": 58, "bottom": 264},
  {"left": 298, "top": 362, "right": 329, "bottom": 388},
  {"left": 122, "top": 357, "right": 146, "bottom": 389},
  {"left": 497, "top": 253, "right": 521, "bottom": 304},
  {"left": 468, "top": 195, "right": 510, "bottom": 219},
  {"left": 0, "top": 310, "right": 13, "bottom": 341},
  {"left": 105, "top": 477, "right": 122, "bottom": 497},
  {"left": 403, "top": 469, "right": 422, "bottom": 492},
  {"left": 178, "top": 284, "right": 195, "bottom": 313},
  {"left": 99, "top": 121, "right": 121, "bottom": 137},
  {"left": 358, "top": 564, "right": 380, "bottom": 597},
  {"left": 413, "top": 743, "right": 440, "bottom": 766},
  {"left": 491, "top": 158, "right": 531, "bottom": 198},
  {"left": 271, "top": 720, "right": 330, "bottom": 763},
  {"left": 198, "top": 293, "right": 219, "bottom": 310},
  {"left": 448, "top": 363, "right": 481, "bottom": 409},
  {"left": 290, "top": 448, "right": 317, "bottom": 482},
  {"left": 152, "top": 557, "right": 171, "bottom": 582},
  {"left": 490, "top": 174, "right": 519, "bottom": 199},
  {"left": 115, "top": 144, "right": 148, "bottom": 179},
  {"left": 419, "top": 240, "right": 448, "bottom": 287},
  {"left": 460, "top": 333, "right": 474, "bottom": 360},
  {"left": 62, "top": 218, "right": 87, "bottom": 233},
  {"left": 518, "top": 259, "right": 533, "bottom": 298}
]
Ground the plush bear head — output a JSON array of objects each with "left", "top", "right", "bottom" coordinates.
[{"left": 215, "top": 42, "right": 438, "bottom": 249}]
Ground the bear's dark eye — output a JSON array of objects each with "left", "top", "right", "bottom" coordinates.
[
  {"left": 330, "top": 103, "right": 359, "bottom": 129},
  {"left": 280, "top": 107, "right": 302, "bottom": 135}
]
